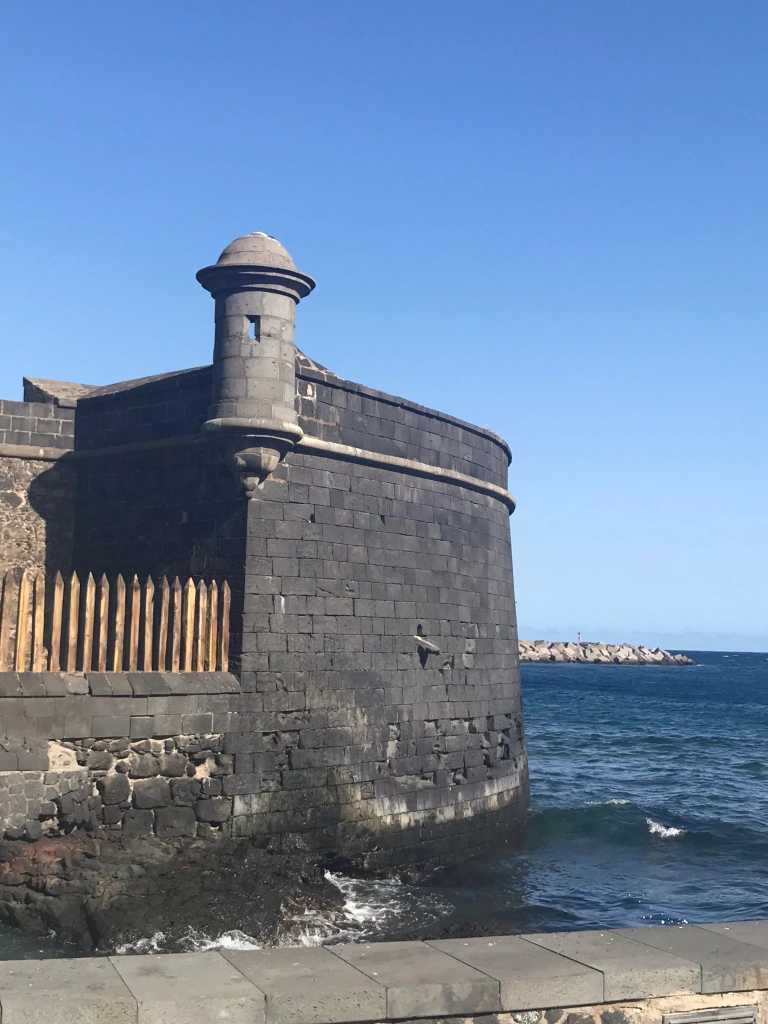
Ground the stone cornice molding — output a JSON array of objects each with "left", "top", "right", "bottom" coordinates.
[
  {"left": 296, "top": 435, "right": 516, "bottom": 513},
  {"left": 0, "top": 435, "right": 516, "bottom": 513}
]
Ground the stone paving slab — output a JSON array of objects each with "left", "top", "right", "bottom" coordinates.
[
  {"left": 110, "top": 950, "right": 265, "bottom": 1024},
  {"left": 428, "top": 934, "right": 604, "bottom": 1010},
  {"left": 329, "top": 939, "right": 501, "bottom": 1018},
  {"left": 699, "top": 921, "right": 768, "bottom": 950},
  {"left": 0, "top": 956, "right": 137, "bottom": 1024},
  {"left": 618, "top": 926, "right": 768, "bottom": 994},
  {"left": 522, "top": 928, "right": 701, "bottom": 1000},
  {"left": 223, "top": 946, "right": 387, "bottom": 1024}
]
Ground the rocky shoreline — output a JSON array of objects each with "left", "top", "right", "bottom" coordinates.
[
  {"left": 518, "top": 640, "right": 695, "bottom": 666},
  {"left": 0, "top": 830, "right": 344, "bottom": 952}
]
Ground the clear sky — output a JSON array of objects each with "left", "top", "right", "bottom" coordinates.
[{"left": 2, "top": 2, "right": 766, "bottom": 651}]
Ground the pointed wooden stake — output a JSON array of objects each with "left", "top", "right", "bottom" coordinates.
[
  {"left": 112, "top": 574, "right": 126, "bottom": 671},
  {"left": 0, "top": 570, "right": 17, "bottom": 672},
  {"left": 194, "top": 579, "right": 207, "bottom": 671},
  {"left": 128, "top": 575, "right": 140, "bottom": 672},
  {"left": 170, "top": 577, "right": 182, "bottom": 673},
  {"left": 182, "top": 577, "right": 195, "bottom": 671},
  {"left": 14, "top": 569, "right": 31, "bottom": 671},
  {"left": 206, "top": 581, "right": 219, "bottom": 672},
  {"left": 65, "top": 571, "right": 80, "bottom": 674},
  {"left": 49, "top": 571, "right": 64, "bottom": 671},
  {"left": 220, "top": 581, "right": 231, "bottom": 673},
  {"left": 96, "top": 575, "right": 109, "bottom": 671},
  {"left": 81, "top": 572, "right": 96, "bottom": 672},
  {"left": 141, "top": 576, "right": 155, "bottom": 671},
  {"left": 31, "top": 573, "right": 46, "bottom": 672},
  {"left": 157, "top": 576, "right": 170, "bottom": 672}
]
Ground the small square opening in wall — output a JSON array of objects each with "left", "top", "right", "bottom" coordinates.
[
  {"left": 663, "top": 1007, "right": 758, "bottom": 1024},
  {"left": 248, "top": 316, "right": 260, "bottom": 341}
]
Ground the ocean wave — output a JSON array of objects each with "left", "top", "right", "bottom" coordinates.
[
  {"left": 646, "top": 818, "right": 684, "bottom": 838},
  {"left": 115, "top": 928, "right": 261, "bottom": 956},
  {"left": 585, "top": 798, "right": 632, "bottom": 805}
]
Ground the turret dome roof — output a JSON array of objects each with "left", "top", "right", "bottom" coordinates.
[{"left": 214, "top": 232, "right": 296, "bottom": 270}]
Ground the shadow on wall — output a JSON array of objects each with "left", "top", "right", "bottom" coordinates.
[{"left": 4, "top": 457, "right": 76, "bottom": 579}]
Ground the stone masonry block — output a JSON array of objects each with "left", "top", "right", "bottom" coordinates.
[
  {"left": 130, "top": 716, "right": 155, "bottom": 739},
  {"left": 154, "top": 805, "right": 197, "bottom": 838},
  {"left": 92, "top": 716, "right": 131, "bottom": 738},
  {"left": 133, "top": 777, "right": 170, "bottom": 809},
  {"left": 182, "top": 713, "right": 213, "bottom": 733}
]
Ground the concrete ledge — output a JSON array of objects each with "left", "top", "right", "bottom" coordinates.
[
  {"left": 2, "top": 922, "right": 768, "bottom": 1023},
  {"left": 0, "top": 672, "right": 240, "bottom": 698}
]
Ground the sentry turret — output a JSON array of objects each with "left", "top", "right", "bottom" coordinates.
[{"left": 196, "top": 232, "right": 315, "bottom": 497}]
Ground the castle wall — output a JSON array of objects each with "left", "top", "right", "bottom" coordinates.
[
  {"left": 230, "top": 367, "right": 525, "bottom": 864},
  {"left": 0, "top": 399, "right": 76, "bottom": 577},
  {"left": 71, "top": 368, "right": 245, "bottom": 582},
  {"left": 0, "top": 358, "right": 526, "bottom": 865}
]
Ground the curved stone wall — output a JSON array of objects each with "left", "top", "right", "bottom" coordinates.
[
  {"left": 231, "top": 359, "right": 527, "bottom": 865},
  {"left": 6, "top": 352, "right": 527, "bottom": 865}
]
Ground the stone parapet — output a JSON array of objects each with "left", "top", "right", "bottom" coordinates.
[{"left": 3, "top": 920, "right": 768, "bottom": 1023}]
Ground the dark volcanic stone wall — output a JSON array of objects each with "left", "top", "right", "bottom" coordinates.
[
  {"left": 227, "top": 362, "right": 527, "bottom": 866},
  {"left": 24, "top": 357, "right": 527, "bottom": 866},
  {"left": 71, "top": 368, "right": 245, "bottom": 585},
  {"left": 0, "top": 400, "right": 76, "bottom": 576}
]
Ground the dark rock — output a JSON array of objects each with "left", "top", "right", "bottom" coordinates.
[
  {"left": 130, "top": 753, "right": 159, "bottom": 778},
  {"left": 115, "top": 760, "right": 131, "bottom": 774},
  {"left": 159, "top": 752, "right": 187, "bottom": 778},
  {"left": 87, "top": 750, "right": 113, "bottom": 771},
  {"left": 122, "top": 809, "right": 154, "bottom": 834},
  {"left": 170, "top": 778, "right": 201, "bottom": 806},
  {"left": 195, "top": 797, "right": 232, "bottom": 823},
  {"left": 98, "top": 774, "right": 131, "bottom": 805},
  {"left": 602, "top": 1013, "right": 632, "bottom": 1024},
  {"left": 154, "top": 807, "right": 197, "bottom": 838},
  {"left": 133, "top": 778, "right": 170, "bottom": 809},
  {"left": 24, "top": 821, "right": 43, "bottom": 842},
  {"left": 57, "top": 793, "right": 74, "bottom": 815},
  {"left": 102, "top": 806, "right": 122, "bottom": 825}
]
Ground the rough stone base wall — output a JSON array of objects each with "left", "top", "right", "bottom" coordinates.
[
  {"left": 0, "top": 672, "right": 240, "bottom": 842},
  {"left": 411, "top": 992, "right": 768, "bottom": 1024}
]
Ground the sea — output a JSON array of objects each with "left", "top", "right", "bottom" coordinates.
[{"left": 4, "top": 649, "right": 768, "bottom": 957}]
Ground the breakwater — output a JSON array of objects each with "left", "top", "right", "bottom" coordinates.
[
  {"left": 519, "top": 640, "right": 695, "bottom": 665},
  {"left": 3, "top": 919, "right": 768, "bottom": 1023}
]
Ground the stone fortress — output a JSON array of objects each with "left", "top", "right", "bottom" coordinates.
[{"left": 0, "top": 232, "right": 527, "bottom": 866}]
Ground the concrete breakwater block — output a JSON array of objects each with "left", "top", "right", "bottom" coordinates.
[
  {"left": 329, "top": 938, "right": 501, "bottom": 1018},
  {"left": 111, "top": 950, "right": 266, "bottom": 1024},
  {"left": 518, "top": 640, "right": 696, "bottom": 665},
  {"left": 1, "top": 921, "right": 768, "bottom": 1022},
  {"left": 0, "top": 957, "right": 136, "bottom": 1024},
  {"left": 223, "top": 946, "right": 386, "bottom": 1024}
]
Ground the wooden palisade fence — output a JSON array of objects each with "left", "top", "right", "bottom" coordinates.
[{"left": 0, "top": 570, "right": 230, "bottom": 674}]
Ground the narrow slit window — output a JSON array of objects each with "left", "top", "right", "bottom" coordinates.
[{"left": 248, "top": 316, "right": 261, "bottom": 341}]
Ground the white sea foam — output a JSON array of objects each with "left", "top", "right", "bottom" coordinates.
[
  {"left": 646, "top": 818, "right": 684, "bottom": 838},
  {"left": 585, "top": 798, "right": 631, "bottom": 805},
  {"left": 114, "top": 872, "right": 453, "bottom": 954},
  {"left": 275, "top": 871, "right": 455, "bottom": 946},
  {"left": 114, "top": 928, "right": 261, "bottom": 955}
]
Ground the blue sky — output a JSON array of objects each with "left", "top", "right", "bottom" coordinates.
[{"left": 2, "top": 2, "right": 766, "bottom": 650}]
